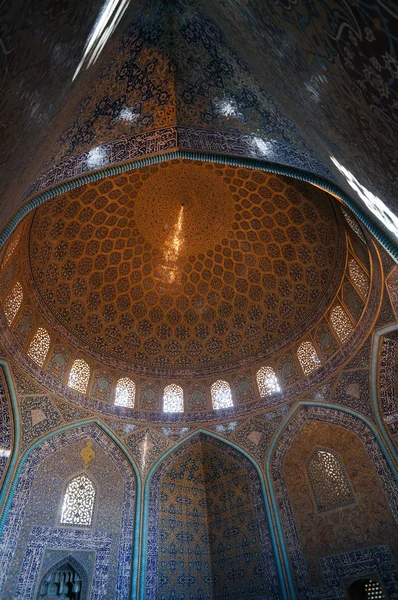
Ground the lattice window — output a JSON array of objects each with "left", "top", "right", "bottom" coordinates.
[
  {"left": 307, "top": 449, "right": 354, "bottom": 512},
  {"left": 68, "top": 359, "right": 90, "bottom": 394},
  {"left": 3, "top": 230, "right": 21, "bottom": 265},
  {"left": 348, "top": 258, "right": 369, "bottom": 298},
  {"left": 4, "top": 281, "right": 23, "bottom": 325},
  {"left": 28, "top": 327, "right": 51, "bottom": 366},
  {"left": 211, "top": 380, "right": 233, "bottom": 409},
  {"left": 364, "top": 580, "right": 385, "bottom": 599},
  {"left": 115, "top": 377, "right": 135, "bottom": 407},
  {"left": 60, "top": 474, "right": 95, "bottom": 526},
  {"left": 341, "top": 208, "right": 366, "bottom": 243},
  {"left": 330, "top": 305, "right": 353, "bottom": 343},
  {"left": 163, "top": 383, "right": 184, "bottom": 412},
  {"left": 256, "top": 366, "right": 281, "bottom": 396},
  {"left": 297, "top": 340, "right": 321, "bottom": 375}
]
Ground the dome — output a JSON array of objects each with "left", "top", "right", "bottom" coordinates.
[{"left": 25, "top": 159, "right": 345, "bottom": 378}]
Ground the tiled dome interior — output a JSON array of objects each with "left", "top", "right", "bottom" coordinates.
[{"left": 27, "top": 160, "right": 344, "bottom": 377}]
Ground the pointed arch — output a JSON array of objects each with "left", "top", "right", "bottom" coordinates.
[
  {"left": 68, "top": 359, "right": 90, "bottom": 393},
  {"left": 115, "top": 377, "right": 135, "bottom": 407},
  {"left": 307, "top": 447, "right": 355, "bottom": 512},
  {"left": 163, "top": 383, "right": 183, "bottom": 412},
  {"left": 0, "top": 420, "right": 141, "bottom": 600},
  {"left": 256, "top": 365, "right": 281, "bottom": 396},
  {"left": 28, "top": 327, "right": 51, "bottom": 366},
  {"left": 297, "top": 340, "right": 321, "bottom": 375},
  {"left": 211, "top": 379, "right": 233, "bottom": 409},
  {"left": 60, "top": 473, "right": 96, "bottom": 526},
  {"left": 265, "top": 402, "right": 398, "bottom": 600},
  {"left": 3, "top": 281, "right": 23, "bottom": 325},
  {"left": 330, "top": 304, "right": 354, "bottom": 342},
  {"left": 36, "top": 554, "right": 89, "bottom": 600},
  {"left": 141, "top": 429, "right": 290, "bottom": 600}
]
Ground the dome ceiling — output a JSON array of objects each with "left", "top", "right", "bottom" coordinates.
[{"left": 27, "top": 160, "right": 345, "bottom": 377}]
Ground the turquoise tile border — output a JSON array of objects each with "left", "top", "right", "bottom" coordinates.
[
  {"left": 139, "top": 429, "right": 293, "bottom": 600},
  {"left": 264, "top": 401, "right": 398, "bottom": 598},
  {"left": 0, "top": 151, "right": 397, "bottom": 260},
  {"left": 0, "top": 414, "right": 142, "bottom": 600},
  {"left": 0, "top": 360, "right": 20, "bottom": 511}
]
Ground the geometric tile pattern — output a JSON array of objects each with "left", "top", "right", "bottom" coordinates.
[
  {"left": 27, "top": 162, "right": 343, "bottom": 376},
  {"left": 146, "top": 434, "right": 281, "bottom": 599},
  {"left": 124, "top": 427, "right": 170, "bottom": 477},
  {"left": 19, "top": 395, "right": 63, "bottom": 451},
  {"left": 0, "top": 424, "right": 136, "bottom": 600}
]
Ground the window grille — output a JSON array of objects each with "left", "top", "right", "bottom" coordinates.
[
  {"left": 115, "top": 377, "right": 136, "bottom": 407},
  {"left": 211, "top": 380, "right": 233, "bottom": 409},
  {"left": 163, "top": 383, "right": 184, "bottom": 412}
]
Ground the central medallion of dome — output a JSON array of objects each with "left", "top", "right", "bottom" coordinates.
[{"left": 28, "top": 160, "right": 344, "bottom": 377}]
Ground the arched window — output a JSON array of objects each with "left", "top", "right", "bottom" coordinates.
[
  {"left": 28, "top": 327, "right": 51, "bottom": 366},
  {"left": 163, "top": 383, "right": 184, "bottom": 413},
  {"left": 346, "top": 578, "right": 386, "bottom": 600},
  {"left": 307, "top": 448, "right": 354, "bottom": 512},
  {"left": 68, "top": 359, "right": 90, "bottom": 394},
  {"left": 115, "top": 377, "right": 135, "bottom": 407},
  {"left": 4, "top": 281, "right": 23, "bottom": 325},
  {"left": 3, "top": 230, "right": 21, "bottom": 265},
  {"left": 211, "top": 380, "right": 233, "bottom": 409},
  {"left": 330, "top": 305, "right": 353, "bottom": 343},
  {"left": 297, "top": 340, "right": 321, "bottom": 375},
  {"left": 256, "top": 366, "right": 281, "bottom": 396},
  {"left": 341, "top": 208, "right": 366, "bottom": 243},
  {"left": 60, "top": 474, "right": 95, "bottom": 526},
  {"left": 348, "top": 258, "right": 369, "bottom": 298}
]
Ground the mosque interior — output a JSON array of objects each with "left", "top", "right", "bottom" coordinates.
[{"left": 0, "top": 1, "right": 397, "bottom": 599}]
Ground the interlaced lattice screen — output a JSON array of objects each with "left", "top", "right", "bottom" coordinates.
[
  {"left": 68, "top": 359, "right": 90, "bottom": 394},
  {"left": 363, "top": 580, "right": 385, "bottom": 599},
  {"left": 348, "top": 258, "right": 369, "bottom": 298},
  {"left": 330, "top": 305, "right": 353, "bottom": 343},
  {"left": 28, "top": 327, "right": 51, "bottom": 366},
  {"left": 4, "top": 281, "right": 23, "bottom": 325},
  {"left": 60, "top": 474, "right": 95, "bottom": 526},
  {"left": 115, "top": 377, "right": 136, "bottom": 407},
  {"left": 3, "top": 230, "right": 21, "bottom": 265},
  {"left": 341, "top": 208, "right": 366, "bottom": 243},
  {"left": 297, "top": 341, "right": 321, "bottom": 375},
  {"left": 307, "top": 449, "right": 354, "bottom": 512},
  {"left": 211, "top": 380, "right": 233, "bottom": 409},
  {"left": 256, "top": 366, "right": 281, "bottom": 396},
  {"left": 163, "top": 383, "right": 184, "bottom": 412}
]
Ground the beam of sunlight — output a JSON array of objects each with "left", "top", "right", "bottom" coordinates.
[
  {"left": 161, "top": 206, "right": 185, "bottom": 284},
  {"left": 330, "top": 156, "right": 398, "bottom": 241},
  {"left": 73, "top": 0, "right": 131, "bottom": 81}
]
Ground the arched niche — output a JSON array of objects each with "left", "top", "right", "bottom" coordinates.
[
  {"left": 144, "top": 432, "right": 281, "bottom": 600},
  {"left": 35, "top": 554, "right": 88, "bottom": 600},
  {"left": 0, "top": 422, "right": 137, "bottom": 600},
  {"left": 269, "top": 405, "right": 398, "bottom": 599}
]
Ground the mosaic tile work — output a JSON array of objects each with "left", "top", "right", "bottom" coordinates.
[
  {"left": 0, "top": 369, "right": 12, "bottom": 485},
  {"left": 124, "top": 427, "right": 170, "bottom": 477},
  {"left": 27, "top": 162, "right": 344, "bottom": 377},
  {"left": 0, "top": 232, "right": 382, "bottom": 426},
  {"left": 386, "top": 268, "right": 398, "bottom": 319},
  {"left": 0, "top": 424, "right": 136, "bottom": 600},
  {"left": 146, "top": 434, "right": 281, "bottom": 599},
  {"left": 271, "top": 406, "right": 398, "bottom": 597},
  {"left": 379, "top": 336, "right": 397, "bottom": 421},
  {"left": 320, "top": 546, "right": 398, "bottom": 600},
  {"left": 331, "top": 370, "right": 373, "bottom": 419},
  {"left": 19, "top": 395, "right": 63, "bottom": 451},
  {"left": 34, "top": 550, "right": 94, "bottom": 600}
]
